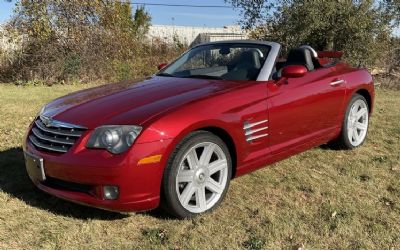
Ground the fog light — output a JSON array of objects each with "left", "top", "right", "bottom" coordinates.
[{"left": 103, "top": 186, "right": 119, "bottom": 200}]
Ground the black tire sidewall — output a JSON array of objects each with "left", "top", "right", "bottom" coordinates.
[{"left": 161, "top": 131, "right": 232, "bottom": 219}]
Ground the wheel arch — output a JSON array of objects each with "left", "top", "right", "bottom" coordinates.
[
  {"left": 355, "top": 88, "right": 372, "bottom": 114},
  {"left": 159, "top": 125, "right": 237, "bottom": 217},
  {"left": 195, "top": 126, "right": 238, "bottom": 179}
]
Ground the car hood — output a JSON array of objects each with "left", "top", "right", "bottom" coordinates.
[{"left": 42, "top": 76, "right": 245, "bottom": 129}]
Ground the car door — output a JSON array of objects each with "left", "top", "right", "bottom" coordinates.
[{"left": 267, "top": 66, "right": 346, "bottom": 155}]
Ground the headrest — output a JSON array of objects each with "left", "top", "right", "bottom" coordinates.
[
  {"left": 239, "top": 49, "right": 262, "bottom": 69},
  {"left": 286, "top": 48, "right": 314, "bottom": 71}
]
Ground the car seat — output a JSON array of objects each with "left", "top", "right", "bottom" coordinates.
[{"left": 223, "top": 49, "right": 262, "bottom": 80}]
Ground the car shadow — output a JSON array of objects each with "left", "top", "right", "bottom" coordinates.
[
  {"left": 0, "top": 147, "right": 129, "bottom": 221},
  {"left": 319, "top": 143, "right": 343, "bottom": 151}
]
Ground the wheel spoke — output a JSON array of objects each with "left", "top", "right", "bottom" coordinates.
[
  {"left": 186, "top": 149, "right": 199, "bottom": 169},
  {"left": 205, "top": 179, "right": 223, "bottom": 194},
  {"left": 208, "top": 159, "right": 227, "bottom": 175},
  {"left": 353, "top": 128, "right": 360, "bottom": 142},
  {"left": 348, "top": 127, "right": 354, "bottom": 141},
  {"left": 196, "top": 186, "right": 207, "bottom": 210},
  {"left": 356, "top": 108, "right": 367, "bottom": 119},
  {"left": 351, "top": 104, "right": 359, "bottom": 116},
  {"left": 356, "top": 122, "right": 367, "bottom": 130},
  {"left": 179, "top": 183, "right": 196, "bottom": 206},
  {"left": 347, "top": 120, "right": 353, "bottom": 129},
  {"left": 199, "top": 144, "right": 215, "bottom": 166},
  {"left": 177, "top": 170, "right": 194, "bottom": 183}
]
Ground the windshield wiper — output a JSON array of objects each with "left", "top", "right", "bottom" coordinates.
[
  {"left": 157, "top": 72, "right": 175, "bottom": 77},
  {"left": 182, "top": 75, "right": 224, "bottom": 80}
]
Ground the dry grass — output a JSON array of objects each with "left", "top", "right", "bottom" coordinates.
[{"left": 0, "top": 83, "right": 399, "bottom": 249}]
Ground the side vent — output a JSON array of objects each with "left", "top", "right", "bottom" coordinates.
[{"left": 243, "top": 119, "right": 269, "bottom": 143}]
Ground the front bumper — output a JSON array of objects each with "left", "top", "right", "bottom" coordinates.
[{"left": 23, "top": 135, "right": 173, "bottom": 212}]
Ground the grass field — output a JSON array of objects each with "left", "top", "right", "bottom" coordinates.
[{"left": 0, "top": 84, "right": 399, "bottom": 249}]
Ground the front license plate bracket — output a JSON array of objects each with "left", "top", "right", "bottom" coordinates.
[{"left": 24, "top": 151, "right": 46, "bottom": 182}]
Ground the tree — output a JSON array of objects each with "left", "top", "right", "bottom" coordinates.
[
  {"left": 226, "top": 0, "right": 399, "bottom": 67},
  {"left": 133, "top": 6, "right": 152, "bottom": 38},
  {"left": 99, "top": 3, "right": 151, "bottom": 39},
  {"left": 1, "top": 0, "right": 152, "bottom": 82}
]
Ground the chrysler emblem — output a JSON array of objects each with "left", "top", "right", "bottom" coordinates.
[{"left": 40, "top": 115, "right": 53, "bottom": 127}]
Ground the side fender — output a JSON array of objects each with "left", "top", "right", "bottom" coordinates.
[
  {"left": 137, "top": 114, "right": 241, "bottom": 158},
  {"left": 344, "top": 69, "right": 375, "bottom": 114}
]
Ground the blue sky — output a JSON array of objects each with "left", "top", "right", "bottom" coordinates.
[{"left": 0, "top": 0, "right": 240, "bottom": 28}]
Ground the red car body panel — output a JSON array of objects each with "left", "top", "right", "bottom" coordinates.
[
  {"left": 43, "top": 77, "right": 248, "bottom": 129},
  {"left": 23, "top": 48, "right": 374, "bottom": 212}
]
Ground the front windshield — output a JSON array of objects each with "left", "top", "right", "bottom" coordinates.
[{"left": 157, "top": 43, "right": 271, "bottom": 81}]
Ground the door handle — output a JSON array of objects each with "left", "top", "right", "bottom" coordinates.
[{"left": 330, "top": 79, "right": 345, "bottom": 86}]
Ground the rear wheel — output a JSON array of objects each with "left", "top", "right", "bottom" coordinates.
[
  {"left": 334, "top": 94, "right": 369, "bottom": 149},
  {"left": 161, "top": 131, "right": 232, "bottom": 218}
]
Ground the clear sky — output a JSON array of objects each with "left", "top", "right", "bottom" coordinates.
[{"left": 0, "top": 0, "right": 241, "bottom": 28}]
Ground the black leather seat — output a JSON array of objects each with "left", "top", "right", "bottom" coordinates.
[
  {"left": 223, "top": 49, "right": 262, "bottom": 80},
  {"left": 234, "top": 49, "right": 262, "bottom": 70},
  {"left": 285, "top": 48, "right": 315, "bottom": 71}
]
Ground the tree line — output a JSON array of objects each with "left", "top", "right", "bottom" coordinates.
[
  {"left": 0, "top": 0, "right": 184, "bottom": 84},
  {"left": 226, "top": 0, "right": 400, "bottom": 73},
  {"left": 0, "top": 0, "right": 399, "bottom": 86}
]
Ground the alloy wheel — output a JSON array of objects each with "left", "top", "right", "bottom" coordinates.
[
  {"left": 347, "top": 99, "right": 369, "bottom": 146},
  {"left": 175, "top": 142, "right": 228, "bottom": 213}
]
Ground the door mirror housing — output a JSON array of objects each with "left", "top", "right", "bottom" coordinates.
[
  {"left": 158, "top": 63, "right": 168, "bottom": 70},
  {"left": 281, "top": 65, "right": 308, "bottom": 78}
]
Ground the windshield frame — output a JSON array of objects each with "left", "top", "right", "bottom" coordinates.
[{"left": 157, "top": 40, "right": 281, "bottom": 81}]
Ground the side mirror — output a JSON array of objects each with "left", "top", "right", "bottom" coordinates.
[
  {"left": 281, "top": 65, "right": 307, "bottom": 78},
  {"left": 158, "top": 63, "right": 168, "bottom": 70}
]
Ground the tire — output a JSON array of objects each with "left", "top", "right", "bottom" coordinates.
[
  {"left": 333, "top": 93, "right": 369, "bottom": 149},
  {"left": 161, "top": 131, "right": 232, "bottom": 219}
]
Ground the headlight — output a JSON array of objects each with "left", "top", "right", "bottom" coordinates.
[{"left": 86, "top": 125, "right": 142, "bottom": 154}]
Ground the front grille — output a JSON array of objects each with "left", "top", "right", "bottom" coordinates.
[{"left": 29, "top": 117, "right": 86, "bottom": 153}]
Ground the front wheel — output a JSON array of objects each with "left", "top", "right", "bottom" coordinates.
[
  {"left": 161, "top": 131, "right": 232, "bottom": 218},
  {"left": 334, "top": 93, "right": 369, "bottom": 149}
]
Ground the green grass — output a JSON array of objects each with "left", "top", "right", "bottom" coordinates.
[{"left": 0, "top": 83, "right": 399, "bottom": 249}]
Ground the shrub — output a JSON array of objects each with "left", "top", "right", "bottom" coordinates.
[{"left": 0, "top": 1, "right": 186, "bottom": 84}]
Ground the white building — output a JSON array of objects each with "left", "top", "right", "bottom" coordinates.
[{"left": 148, "top": 24, "right": 247, "bottom": 46}]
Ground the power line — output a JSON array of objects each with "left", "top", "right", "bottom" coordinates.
[{"left": 127, "top": 2, "right": 232, "bottom": 8}]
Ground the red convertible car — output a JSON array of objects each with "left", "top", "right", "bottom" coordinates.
[{"left": 23, "top": 41, "right": 374, "bottom": 218}]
